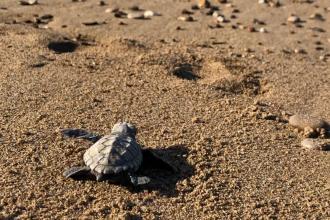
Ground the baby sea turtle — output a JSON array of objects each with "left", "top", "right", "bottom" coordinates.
[{"left": 63, "top": 122, "right": 152, "bottom": 186}]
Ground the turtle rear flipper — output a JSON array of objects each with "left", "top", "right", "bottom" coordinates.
[
  {"left": 61, "top": 129, "right": 102, "bottom": 143},
  {"left": 128, "top": 173, "right": 151, "bottom": 186},
  {"left": 63, "top": 166, "right": 93, "bottom": 180}
]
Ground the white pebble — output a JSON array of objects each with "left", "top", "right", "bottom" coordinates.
[
  {"left": 289, "top": 114, "right": 328, "bottom": 130},
  {"left": 127, "top": 12, "right": 144, "bottom": 19},
  {"left": 212, "top": 11, "right": 219, "bottom": 18},
  {"left": 287, "top": 15, "right": 300, "bottom": 23},
  {"left": 20, "top": 0, "right": 38, "bottom": 5},
  {"left": 38, "top": 24, "right": 49, "bottom": 29},
  {"left": 144, "top": 10, "right": 154, "bottom": 18},
  {"left": 217, "top": 15, "right": 225, "bottom": 23},
  {"left": 177, "top": 16, "right": 194, "bottom": 22},
  {"left": 258, "top": 0, "right": 267, "bottom": 4},
  {"left": 301, "top": 138, "right": 330, "bottom": 151}
]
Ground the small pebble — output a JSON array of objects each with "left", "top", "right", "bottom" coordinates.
[
  {"left": 216, "top": 15, "right": 226, "bottom": 23},
  {"left": 262, "top": 113, "right": 277, "bottom": 121},
  {"left": 205, "top": 9, "right": 215, "bottom": 16},
  {"left": 20, "top": 0, "right": 38, "bottom": 5},
  {"left": 209, "top": 23, "right": 222, "bottom": 29},
  {"left": 143, "top": 10, "right": 154, "bottom": 18},
  {"left": 38, "top": 24, "right": 49, "bottom": 29},
  {"left": 287, "top": 15, "right": 300, "bottom": 23},
  {"left": 259, "top": 27, "right": 267, "bottom": 33},
  {"left": 315, "top": 46, "right": 324, "bottom": 51},
  {"left": 192, "top": 117, "right": 203, "bottom": 123},
  {"left": 301, "top": 138, "right": 330, "bottom": 151},
  {"left": 182, "top": 9, "right": 194, "bottom": 15},
  {"left": 105, "top": 8, "right": 112, "bottom": 13},
  {"left": 118, "top": 21, "right": 127, "bottom": 25},
  {"left": 198, "top": 0, "right": 211, "bottom": 8},
  {"left": 248, "top": 26, "right": 256, "bottom": 32},
  {"left": 127, "top": 12, "right": 144, "bottom": 19},
  {"left": 310, "top": 27, "right": 325, "bottom": 33},
  {"left": 82, "top": 21, "right": 102, "bottom": 26},
  {"left": 309, "top": 13, "right": 324, "bottom": 21},
  {"left": 294, "top": 48, "right": 306, "bottom": 54},
  {"left": 269, "top": 1, "right": 280, "bottom": 7},
  {"left": 177, "top": 16, "right": 194, "bottom": 22},
  {"left": 264, "top": 48, "right": 273, "bottom": 53},
  {"left": 99, "top": 1, "right": 106, "bottom": 6},
  {"left": 212, "top": 11, "right": 219, "bottom": 17},
  {"left": 253, "top": 18, "right": 265, "bottom": 25},
  {"left": 244, "top": 48, "right": 253, "bottom": 53},
  {"left": 238, "top": 25, "right": 246, "bottom": 30},
  {"left": 281, "top": 48, "right": 292, "bottom": 54},
  {"left": 129, "top": 5, "right": 140, "bottom": 11},
  {"left": 37, "top": 14, "right": 54, "bottom": 24},
  {"left": 191, "top": 5, "right": 199, "bottom": 10},
  {"left": 289, "top": 114, "right": 328, "bottom": 130},
  {"left": 258, "top": 0, "right": 268, "bottom": 4},
  {"left": 114, "top": 11, "right": 127, "bottom": 18}
]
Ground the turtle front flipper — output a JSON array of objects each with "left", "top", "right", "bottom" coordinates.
[
  {"left": 128, "top": 173, "right": 151, "bottom": 186},
  {"left": 61, "top": 129, "right": 102, "bottom": 143},
  {"left": 63, "top": 166, "right": 92, "bottom": 180}
]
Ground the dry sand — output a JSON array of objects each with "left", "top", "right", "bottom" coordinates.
[{"left": 0, "top": 0, "right": 329, "bottom": 219}]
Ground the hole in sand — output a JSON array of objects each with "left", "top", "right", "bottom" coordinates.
[
  {"left": 212, "top": 73, "right": 261, "bottom": 95},
  {"left": 47, "top": 41, "right": 78, "bottom": 53},
  {"left": 172, "top": 63, "right": 200, "bottom": 80},
  {"left": 200, "top": 57, "right": 262, "bottom": 96}
]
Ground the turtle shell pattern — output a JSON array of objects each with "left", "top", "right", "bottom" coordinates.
[{"left": 83, "top": 133, "right": 143, "bottom": 175}]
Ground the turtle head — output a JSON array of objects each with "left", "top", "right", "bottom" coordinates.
[{"left": 111, "top": 122, "right": 137, "bottom": 136}]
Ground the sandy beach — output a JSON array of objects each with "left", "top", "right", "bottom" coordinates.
[{"left": 0, "top": 0, "right": 329, "bottom": 219}]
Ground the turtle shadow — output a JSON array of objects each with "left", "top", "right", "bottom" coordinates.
[{"left": 127, "top": 144, "right": 194, "bottom": 197}]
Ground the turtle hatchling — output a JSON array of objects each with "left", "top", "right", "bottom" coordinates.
[{"left": 63, "top": 122, "right": 151, "bottom": 186}]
